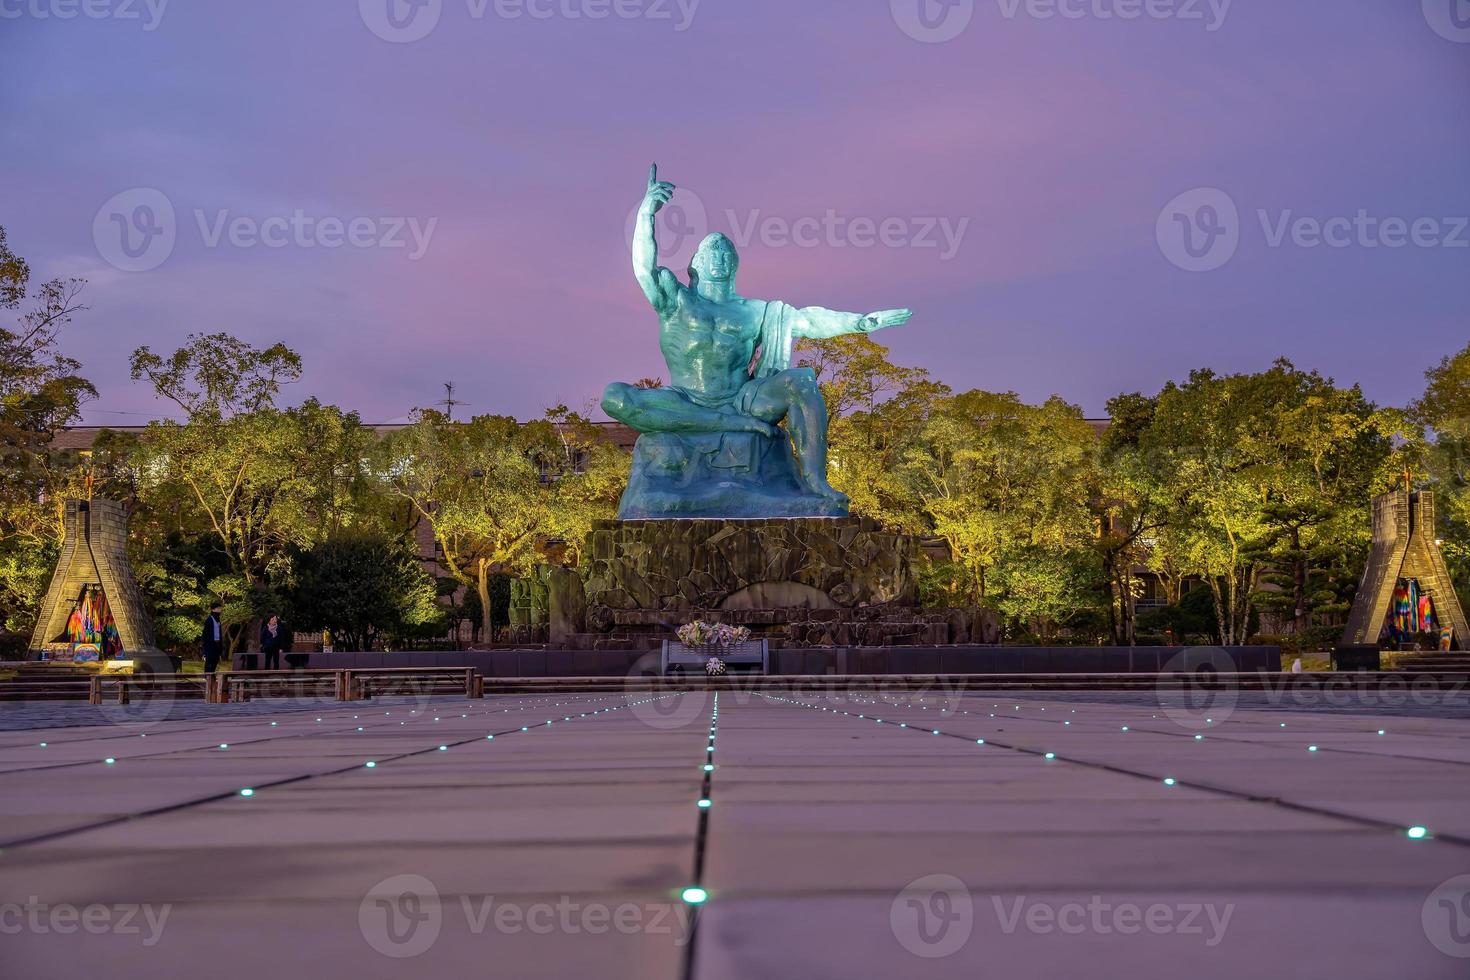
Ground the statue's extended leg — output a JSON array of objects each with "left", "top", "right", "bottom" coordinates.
[
  {"left": 602, "top": 383, "right": 776, "bottom": 436},
  {"left": 750, "top": 369, "right": 845, "bottom": 501}
]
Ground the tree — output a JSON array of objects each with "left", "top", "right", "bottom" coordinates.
[
  {"left": 798, "top": 334, "right": 947, "bottom": 534},
  {"left": 286, "top": 531, "right": 442, "bottom": 651},
  {"left": 542, "top": 405, "right": 629, "bottom": 565},
  {"left": 1136, "top": 360, "right": 1396, "bottom": 645},
  {"left": 0, "top": 227, "right": 96, "bottom": 634},
  {"left": 902, "top": 390, "right": 1100, "bottom": 635},
  {"left": 1414, "top": 342, "right": 1470, "bottom": 609},
  {"left": 129, "top": 335, "right": 372, "bottom": 652},
  {"left": 1094, "top": 392, "right": 1168, "bottom": 644},
  {"left": 379, "top": 411, "right": 562, "bottom": 643},
  {"left": 990, "top": 544, "right": 1103, "bottom": 642},
  {"left": 130, "top": 332, "right": 301, "bottom": 417}
]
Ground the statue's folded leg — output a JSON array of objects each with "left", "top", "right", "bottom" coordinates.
[
  {"left": 602, "top": 382, "right": 776, "bottom": 436},
  {"left": 746, "top": 368, "right": 844, "bottom": 501}
]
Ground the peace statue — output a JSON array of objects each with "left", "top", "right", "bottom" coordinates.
[{"left": 603, "top": 166, "right": 914, "bottom": 520}]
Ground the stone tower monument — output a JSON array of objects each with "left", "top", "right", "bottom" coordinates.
[
  {"left": 27, "top": 499, "right": 173, "bottom": 672},
  {"left": 1340, "top": 490, "right": 1466, "bottom": 652}
]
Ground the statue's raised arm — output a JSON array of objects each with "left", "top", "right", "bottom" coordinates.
[{"left": 632, "top": 164, "right": 682, "bottom": 313}]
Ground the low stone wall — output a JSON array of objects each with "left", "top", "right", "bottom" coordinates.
[{"left": 238, "top": 646, "right": 1280, "bottom": 677}]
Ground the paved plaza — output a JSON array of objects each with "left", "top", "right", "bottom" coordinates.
[{"left": 3, "top": 687, "right": 1470, "bottom": 978}]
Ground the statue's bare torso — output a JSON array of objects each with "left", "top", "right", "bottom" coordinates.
[{"left": 659, "top": 291, "right": 763, "bottom": 400}]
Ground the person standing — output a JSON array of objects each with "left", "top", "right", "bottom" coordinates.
[
  {"left": 201, "top": 602, "right": 225, "bottom": 673},
  {"left": 260, "top": 614, "right": 285, "bottom": 671}
]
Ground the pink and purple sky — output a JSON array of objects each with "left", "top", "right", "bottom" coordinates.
[{"left": 4, "top": 0, "right": 1468, "bottom": 424}]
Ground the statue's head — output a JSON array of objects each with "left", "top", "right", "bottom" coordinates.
[{"left": 688, "top": 233, "right": 739, "bottom": 286}]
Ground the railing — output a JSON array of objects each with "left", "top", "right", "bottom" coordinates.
[{"left": 0, "top": 668, "right": 484, "bottom": 704}]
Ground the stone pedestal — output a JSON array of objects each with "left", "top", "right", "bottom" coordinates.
[
  {"left": 618, "top": 431, "right": 847, "bottom": 520},
  {"left": 585, "top": 517, "right": 920, "bottom": 612}
]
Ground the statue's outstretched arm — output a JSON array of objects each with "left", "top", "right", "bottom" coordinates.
[
  {"left": 632, "top": 164, "right": 681, "bottom": 313},
  {"left": 795, "top": 306, "right": 914, "bottom": 339}
]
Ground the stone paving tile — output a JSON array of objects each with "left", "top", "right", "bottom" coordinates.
[
  {"left": 695, "top": 892, "right": 1462, "bottom": 980},
  {"left": 0, "top": 841, "right": 696, "bottom": 905},
  {"left": 700, "top": 825, "right": 1457, "bottom": 892},
  {"left": 3, "top": 894, "right": 690, "bottom": 980},
  {"left": 710, "top": 797, "right": 1350, "bottom": 834},
  {"left": 2, "top": 691, "right": 1469, "bottom": 978}
]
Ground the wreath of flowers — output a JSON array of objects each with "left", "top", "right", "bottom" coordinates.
[{"left": 676, "top": 620, "right": 752, "bottom": 648}]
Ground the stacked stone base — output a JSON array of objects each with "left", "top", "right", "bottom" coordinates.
[{"left": 511, "top": 518, "right": 996, "bottom": 650}]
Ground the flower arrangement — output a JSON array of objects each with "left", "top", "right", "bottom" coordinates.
[
  {"left": 705, "top": 657, "right": 726, "bottom": 676},
  {"left": 677, "top": 620, "right": 752, "bottom": 649}
]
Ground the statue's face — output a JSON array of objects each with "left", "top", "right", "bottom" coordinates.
[{"left": 689, "top": 234, "right": 739, "bottom": 284}]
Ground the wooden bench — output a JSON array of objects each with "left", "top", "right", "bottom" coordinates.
[
  {"left": 0, "top": 677, "right": 95, "bottom": 701},
  {"left": 89, "top": 674, "right": 211, "bottom": 705},
  {"left": 345, "top": 667, "right": 483, "bottom": 702},
  {"left": 210, "top": 670, "right": 340, "bottom": 704},
  {"left": 211, "top": 667, "right": 483, "bottom": 704}
]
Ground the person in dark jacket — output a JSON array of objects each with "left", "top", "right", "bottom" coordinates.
[
  {"left": 259, "top": 614, "right": 285, "bottom": 671},
  {"left": 201, "top": 602, "right": 225, "bottom": 673}
]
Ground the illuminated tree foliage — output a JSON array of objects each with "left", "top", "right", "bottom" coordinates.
[{"left": 0, "top": 227, "right": 95, "bottom": 637}]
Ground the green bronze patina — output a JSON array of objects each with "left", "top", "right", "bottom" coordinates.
[{"left": 604, "top": 165, "right": 914, "bottom": 519}]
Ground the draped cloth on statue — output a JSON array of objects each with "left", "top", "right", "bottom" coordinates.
[{"left": 751, "top": 300, "right": 799, "bottom": 380}]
